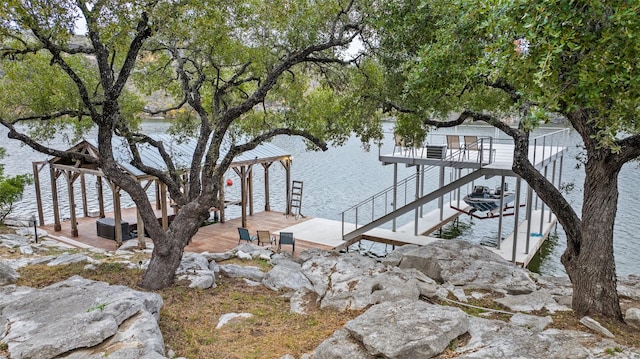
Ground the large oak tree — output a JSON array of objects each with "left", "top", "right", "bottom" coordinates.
[
  {"left": 0, "top": 0, "right": 380, "bottom": 289},
  {"left": 369, "top": 0, "right": 640, "bottom": 320}
]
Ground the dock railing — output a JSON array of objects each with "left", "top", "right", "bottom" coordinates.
[
  {"left": 341, "top": 147, "right": 478, "bottom": 238},
  {"left": 388, "top": 134, "right": 496, "bottom": 164},
  {"left": 528, "top": 128, "right": 571, "bottom": 166}
]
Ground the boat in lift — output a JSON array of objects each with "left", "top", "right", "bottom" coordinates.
[{"left": 463, "top": 184, "right": 516, "bottom": 214}]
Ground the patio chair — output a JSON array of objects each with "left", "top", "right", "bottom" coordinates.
[
  {"left": 464, "top": 135, "right": 480, "bottom": 160},
  {"left": 257, "top": 230, "right": 275, "bottom": 247},
  {"left": 278, "top": 232, "right": 295, "bottom": 254},
  {"left": 238, "top": 227, "right": 260, "bottom": 245},
  {"left": 446, "top": 135, "right": 464, "bottom": 159},
  {"left": 393, "top": 133, "right": 407, "bottom": 156}
]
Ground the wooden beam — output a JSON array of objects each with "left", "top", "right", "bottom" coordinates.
[
  {"left": 219, "top": 176, "right": 225, "bottom": 223},
  {"left": 136, "top": 207, "right": 146, "bottom": 249},
  {"left": 50, "top": 167, "right": 61, "bottom": 231},
  {"left": 160, "top": 182, "right": 168, "bottom": 231},
  {"left": 113, "top": 186, "right": 123, "bottom": 247},
  {"left": 262, "top": 162, "right": 273, "bottom": 211},
  {"left": 97, "top": 176, "right": 105, "bottom": 218},
  {"left": 80, "top": 174, "right": 88, "bottom": 217},
  {"left": 280, "top": 159, "right": 291, "bottom": 215},
  {"left": 248, "top": 165, "right": 254, "bottom": 216},
  {"left": 33, "top": 162, "right": 45, "bottom": 226},
  {"left": 50, "top": 163, "right": 104, "bottom": 177},
  {"left": 65, "top": 170, "right": 78, "bottom": 237},
  {"left": 240, "top": 166, "right": 247, "bottom": 228}
]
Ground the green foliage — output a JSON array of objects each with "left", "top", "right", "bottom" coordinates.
[
  {"left": 371, "top": 0, "right": 640, "bottom": 146},
  {"left": 0, "top": 148, "right": 32, "bottom": 223}
]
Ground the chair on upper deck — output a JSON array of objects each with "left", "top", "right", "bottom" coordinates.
[
  {"left": 464, "top": 135, "right": 480, "bottom": 160},
  {"left": 446, "top": 135, "right": 464, "bottom": 160},
  {"left": 278, "top": 232, "right": 295, "bottom": 254},
  {"left": 238, "top": 227, "right": 260, "bottom": 245}
]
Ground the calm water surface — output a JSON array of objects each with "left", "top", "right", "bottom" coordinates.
[{"left": 1, "top": 121, "right": 638, "bottom": 276}]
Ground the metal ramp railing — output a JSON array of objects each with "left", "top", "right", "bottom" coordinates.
[
  {"left": 341, "top": 168, "right": 488, "bottom": 242},
  {"left": 340, "top": 147, "right": 486, "bottom": 240}
]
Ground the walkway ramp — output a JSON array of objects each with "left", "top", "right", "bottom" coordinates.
[{"left": 342, "top": 168, "right": 487, "bottom": 242}]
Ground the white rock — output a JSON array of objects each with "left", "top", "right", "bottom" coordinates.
[{"left": 216, "top": 313, "right": 253, "bottom": 329}]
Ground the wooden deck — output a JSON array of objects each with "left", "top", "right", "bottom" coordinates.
[{"left": 39, "top": 208, "right": 334, "bottom": 254}]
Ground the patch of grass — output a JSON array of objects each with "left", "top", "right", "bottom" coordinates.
[
  {"left": 0, "top": 225, "right": 15, "bottom": 234},
  {"left": 158, "top": 276, "right": 362, "bottom": 359},
  {"left": 14, "top": 259, "right": 362, "bottom": 359}
]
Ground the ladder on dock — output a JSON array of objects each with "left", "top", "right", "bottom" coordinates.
[{"left": 288, "top": 180, "right": 304, "bottom": 219}]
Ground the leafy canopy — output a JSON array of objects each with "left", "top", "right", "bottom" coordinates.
[{"left": 371, "top": 0, "right": 640, "bottom": 145}]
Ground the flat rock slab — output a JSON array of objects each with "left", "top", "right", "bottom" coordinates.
[
  {"left": 342, "top": 300, "right": 469, "bottom": 358},
  {"left": 396, "top": 241, "right": 536, "bottom": 294},
  {"left": 0, "top": 275, "right": 164, "bottom": 359}
]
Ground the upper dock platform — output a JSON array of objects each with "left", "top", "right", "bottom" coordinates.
[{"left": 379, "top": 130, "right": 569, "bottom": 175}]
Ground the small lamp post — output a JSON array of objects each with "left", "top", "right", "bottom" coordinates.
[{"left": 30, "top": 215, "right": 38, "bottom": 243}]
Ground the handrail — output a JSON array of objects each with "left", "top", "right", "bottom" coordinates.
[
  {"left": 530, "top": 128, "right": 570, "bottom": 166},
  {"left": 341, "top": 138, "right": 490, "bottom": 238}
]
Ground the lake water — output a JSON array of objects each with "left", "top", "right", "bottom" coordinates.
[{"left": 1, "top": 121, "right": 638, "bottom": 276}]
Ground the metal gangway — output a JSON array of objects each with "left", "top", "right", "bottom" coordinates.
[
  {"left": 339, "top": 129, "right": 570, "bottom": 246},
  {"left": 340, "top": 140, "right": 491, "bottom": 242}
]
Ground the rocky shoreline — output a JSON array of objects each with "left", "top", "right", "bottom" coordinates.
[{"left": 1, "top": 228, "right": 639, "bottom": 358}]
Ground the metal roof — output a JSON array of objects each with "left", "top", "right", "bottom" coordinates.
[{"left": 62, "top": 134, "right": 292, "bottom": 178}]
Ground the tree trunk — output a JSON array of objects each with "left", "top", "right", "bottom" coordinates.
[
  {"left": 139, "top": 201, "right": 211, "bottom": 290},
  {"left": 561, "top": 155, "right": 623, "bottom": 321}
]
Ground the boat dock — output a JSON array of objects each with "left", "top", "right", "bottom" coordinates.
[
  {"left": 36, "top": 128, "right": 568, "bottom": 269},
  {"left": 333, "top": 130, "right": 568, "bottom": 267}
]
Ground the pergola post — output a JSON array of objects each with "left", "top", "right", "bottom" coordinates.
[
  {"left": 65, "top": 170, "right": 78, "bottom": 237},
  {"left": 50, "top": 167, "right": 61, "bottom": 232},
  {"left": 160, "top": 182, "right": 168, "bottom": 231},
  {"left": 248, "top": 165, "right": 254, "bottom": 216},
  {"left": 218, "top": 176, "right": 225, "bottom": 223},
  {"left": 136, "top": 208, "right": 146, "bottom": 249},
  {"left": 97, "top": 176, "right": 105, "bottom": 218},
  {"left": 155, "top": 179, "right": 161, "bottom": 210},
  {"left": 281, "top": 159, "right": 292, "bottom": 215},
  {"left": 32, "top": 162, "right": 45, "bottom": 227},
  {"left": 240, "top": 166, "right": 247, "bottom": 228},
  {"left": 262, "top": 162, "right": 272, "bottom": 211},
  {"left": 80, "top": 173, "right": 89, "bottom": 217},
  {"left": 112, "top": 185, "right": 124, "bottom": 247}
]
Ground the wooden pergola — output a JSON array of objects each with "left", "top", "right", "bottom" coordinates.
[{"left": 32, "top": 136, "right": 294, "bottom": 245}]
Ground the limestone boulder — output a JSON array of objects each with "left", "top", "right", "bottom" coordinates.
[
  {"left": 625, "top": 307, "right": 640, "bottom": 330},
  {"left": 313, "top": 329, "right": 374, "bottom": 359},
  {"left": 0, "top": 276, "right": 164, "bottom": 359},
  {"left": 455, "top": 317, "right": 590, "bottom": 358},
  {"left": 396, "top": 240, "right": 536, "bottom": 294},
  {"left": 0, "top": 233, "right": 31, "bottom": 248},
  {"left": 175, "top": 253, "right": 216, "bottom": 289},
  {"left": 494, "top": 289, "right": 571, "bottom": 313},
  {"left": 455, "top": 316, "right": 640, "bottom": 358},
  {"left": 47, "top": 252, "right": 98, "bottom": 267},
  {"left": 0, "top": 260, "right": 18, "bottom": 285},
  {"left": 330, "top": 300, "right": 469, "bottom": 359},
  {"left": 262, "top": 259, "right": 313, "bottom": 292},
  {"left": 294, "top": 250, "right": 439, "bottom": 312},
  {"left": 218, "top": 264, "right": 265, "bottom": 282},
  {"left": 618, "top": 275, "right": 640, "bottom": 301}
]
